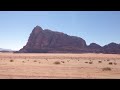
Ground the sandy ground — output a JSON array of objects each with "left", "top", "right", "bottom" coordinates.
[{"left": 0, "top": 53, "right": 120, "bottom": 79}]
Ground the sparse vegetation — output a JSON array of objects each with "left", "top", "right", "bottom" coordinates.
[
  {"left": 0, "top": 53, "right": 120, "bottom": 79},
  {"left": 85, "top": 62, "right": 88, "bottom": 63},
  {"left": 34, "top": 60, "right": 37, "bottom": 62},
  {"left": 102, "top": 67, "right": 112, "bottom": 71},
  {"left": 61, "top": 61, "right": 65, "bottom": 63},
  {"left": 109, "top": 62, "right": 113, "bottom": 65},
  {"left": 114, "top": 62, "right": 117, "bottom": 65},
  {"left": 107, "top": 59, "right": 110, "bottom": 61},
  {"left": 89, "top": 61, "right": 93, "bottom": 64},
  {"left": 54, "top": 61, "right": 60, "bottom": 65},
  {"left": 98, "top": 61, "right": 102, "bottom": 63},
  {"left": 10, "top": 59, "right": 14, "bottom": 62}
]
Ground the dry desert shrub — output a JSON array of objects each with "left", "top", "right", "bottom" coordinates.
[
  {"left": 89, "top": 61, "right": 93, "bottom": 64},
  {"left": 85, "top": 62, "right": 88, "bottom": 63},
  {"left": 102, "top": 67, "right": 112, "bottom": 71},
  {"left": 61, "top": 61, "right": 65, "bottom": 63},
  {"left": 114, "top": 62, "right": 117, "bottom": 65},
  {"left": 107, "top": 59, "right": 110, "bottom": 61},
  {"left": 98, "top": 61, "right": 102, "bottom": 63},
  {"left": 109, "top": 62, "right": 113, "bottom": 65},
  {"left": 54, "top": 61, "right": 60, "bottom": 65},
  {"left": 34, "top": 60, "right": 37, "bottom": 62},
  {"left": 10, "top": 59, "right": 14, "bottom": 62}
]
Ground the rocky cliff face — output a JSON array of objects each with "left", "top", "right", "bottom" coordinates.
[
  {"left": 19, "top": 26, "right": 87, "bottom": 53},
  {"left": 19, "top": 25, "right": 120, "bottom": 54}
]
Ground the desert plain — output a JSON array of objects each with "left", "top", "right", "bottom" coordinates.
[{"left": 0, "top": 53, "right": 120, "bottom": 79}]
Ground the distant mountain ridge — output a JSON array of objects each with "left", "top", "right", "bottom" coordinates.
[
  {"left": 19, "top": 25, "right": 120, "bottom": 54},
  {"left": 0, "top": 48, "right": 13, "bottom": 52}
]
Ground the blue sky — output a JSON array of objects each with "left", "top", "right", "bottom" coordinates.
[{"left": 0, "top": 11, "right": 120, "bottom": 50}]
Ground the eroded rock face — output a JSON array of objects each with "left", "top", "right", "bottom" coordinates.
[
  {"left": 19, "top": 25, "right": 120, "bottom": 54},
  {"left": 19, "top": 26, "right": 87, "bottom": 53}
]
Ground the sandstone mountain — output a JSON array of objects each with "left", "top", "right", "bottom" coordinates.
[
  {"left": 88, "top": 43, "right": 102, "bottom": 49},
  {"left": 86, "top": 43, "right": 103, "bottom": 53},
  {"left": 19, "top": 25, "right": 120, "bottom": 54},
  {"left": 103, "top": 43, "right": 120, "bottom": 54},
  {"left": 19, "top": 26, "right": 87, "bottom": 53}
]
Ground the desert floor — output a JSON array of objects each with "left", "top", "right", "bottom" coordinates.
[{"left": 0, "top": 53, "right": 120, "bottom": 79}]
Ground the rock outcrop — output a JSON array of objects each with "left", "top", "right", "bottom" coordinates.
[
  {"left": 19, "top": 25, "right": 120, "bottom": 54},
  {"left": 103, "top": 42, "right": 120, "bottom": 54},
  {"left": 19, "top": 26, "right": 87, "bottom": 53},
  {"left": 86, "top": 43, "right": 103, "bottom": 53}
]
